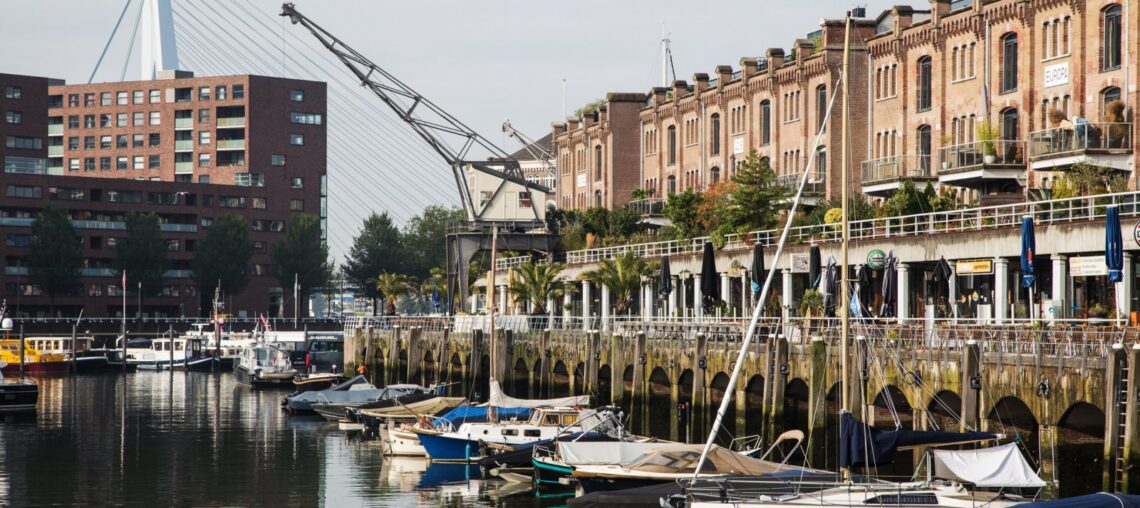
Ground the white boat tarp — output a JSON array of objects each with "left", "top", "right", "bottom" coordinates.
[
  {"left": 931, "top": 443, "right": 1045, "bottom": 488},
  {"left": 488, "top": 380, "right": 588, "bottom": 409},
  {"left": 558, "top": 441, "right": 677, "bottom": 466}
]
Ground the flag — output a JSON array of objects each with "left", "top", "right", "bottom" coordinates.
[{"left": 121, "top": 270, "right": 127, "bottom": 289}]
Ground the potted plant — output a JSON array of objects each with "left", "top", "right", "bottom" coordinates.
[
  {"left": 976, "top": 119, "right": 998, "bottom": 164},
  {"left": 1105, "top": 100, "right": 1127, "bottom": 148},
  {"left": 1088, "top": 303, "right": 1109, "bottom": 324},
  {"left": 799, "top": 289, "right": 824, "bottom": 331},
  {"left": 1048, "top": 108, "right": 1067, "bottom": 128}
]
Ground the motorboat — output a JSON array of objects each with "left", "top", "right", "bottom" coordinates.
[
  {"left": 0, "top": 361, "right": 37, "bottom": 412},
  {"left": 18, "top": 336, "right": 108, "bottom": 373},
  {"left": 310, "top": 384, "right": 437, "bottom": 421},
  {"left": 109, "top": 336, "right": 217, "bottom": 371},
  {"left": 234, "top": 341, "right": 296, "bottom": 388},
  {"left": 0, "top": 338, "right": 68, "bottom": 374},
  {"left": 282, "top": 375, "right": 380, "bottom": 414}
]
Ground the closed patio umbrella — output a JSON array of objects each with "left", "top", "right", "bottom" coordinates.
[
  {"left": 933, "top": 257, "right": 952, "bottom": 305},
  {"left": 1107, "top": 206, "right": 1123, "bottom": 283},
  {"left": 809, "top": 245, "right": 821, "bottom": 289},
  {"left": 750, "top": 243, "right": 765, "bottom": 295},
  {"left": 856, "top": 264, "right": 872, "bottom": 311},
  {"left": 1020, "top": 216, "right": 1037, "bottom": 288},
  {"left": 879, "top": 252, "right": 897, "bottom": 318},
  {"left": 658, "top": 255, "right": 674, "bottom": 298},
  {"left": 700, "top": 242, "right": 719, "bottom": 312},
  {"left": 823, "top": 257, "right": 838, "bottom": 316}
]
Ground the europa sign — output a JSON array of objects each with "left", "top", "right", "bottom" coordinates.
[
  {"left": 866, "top": 249, "right": 886, "bottom": 270},
  {"left": 1133, "top": 220, "right": 1140, "bottom": 247}
]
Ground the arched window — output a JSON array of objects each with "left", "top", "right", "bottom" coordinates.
[
  {"left": 594, "top": 190, "right": 603, "bottom": 207},
  {"left": 917, "top": 56, "right": 932, "bottom": 111},
  {"left": 667, "top": 125, "right": 677, "bottom": 165},
  {"left": 815, "top": 146, "right": 826, "bottom": 180},
  {"left": 916, "top": 125, "right": 931, "bottom": 175},
  {"left": 816, "top": 85, "right": 827, "bottom": 131},
  {"left": 1102, "top": 87, "right": 1122, "bottom": 120},
  {"left": 710, "top": 166, "right": 720, "bottom": 185},
  {"left": 1000, "top": 33, "right": 1017, "bottom": 93},
  {"left": 760, "top": 100, "right": 771, "bottom": 145},
  {"left": 667, "top": 175, "right": 677, "bottom": 195},
  {"left": 1103, "top": 4, "right": 1122, "bottom": 71},
  {"left": 1000, "top": 108, "right": 1018, "bottom": 141},
  {"left": 594, "top": 145, "right": 602, "bottom": 180},
  {"left": 710, "top": 113, "right": 721, "bottom": 155}
]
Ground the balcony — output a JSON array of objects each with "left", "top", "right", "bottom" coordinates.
[
  {"left": 4, "top": 156, "right": 47, "bottom": 175},
  {"left": 216, "top": 139, "right": 245, "bottom": 150},
  {"left": 81, "top": 268, "right": 116, "bottom": 277},
  {"left": 0, "top": 217, "right": 34, "bottom": 227},
  {"left": 162, "top": 270, "right": 193, "bottom": 279},
  {"left": 217, "top": 117, "right": 246, "bottom": 128},
  {"left": 938, "top": 140, "right": 1026, "bottom": 189},
  {"left": 628, "top": 198, "right": 664, "bottom": 217},
  {"left": 47, "top": 145, "right": 63, "bottom": 158},
  {"left": 4, "top": 267, "right": 28, "bottom": 276},
  {"left": 777, "top": 171, "right": 826, "bottom": 201},
  {"left": 72, "top": 220, "right": 126, "bottom": 231},
  {"left": 160, "top": 223, "right": 198, "bottom": 233},
  {"left": 1028, "top": 122, "right": 1133, "bottom": 172},
  {"left": 47, "top": 124, "right": 63, "bottom": 136},
  {"left": 174, "top": 140, "right": 193, "bottom": 152},
  {"left": 174, "top": 161, "right": 193, "bottom": 174},
  {"left": 174, "top": 118, "right": 192, "bottom": 130},
  {"left": 860, "top": 154, "right": 935, "bottom": 196}
]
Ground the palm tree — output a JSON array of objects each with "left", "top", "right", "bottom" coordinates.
[
  {"left": 506, "top": 261, "right": 565, "bottom": 315},
  {"left": 581, "top": 253, "right": 654, "bottom": 315},
  {"left": 367, "top": 272, "right": 416, "bottom": 315}
]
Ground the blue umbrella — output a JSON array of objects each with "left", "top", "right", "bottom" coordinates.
[
  {"left": 1020, "top": 216, "right": 1036, "bottom": 288},
  {"left": 1107, "top": 206, "right": 1123, "bottom": 283}
]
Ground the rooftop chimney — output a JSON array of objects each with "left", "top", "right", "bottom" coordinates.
[
  {"left": 766, "top": 48, "right": 786, "bottom": 68},
  {"left": 671, "top": 80, "right": 689, "bottom": 101},
  {"left": 739, "top": 57, "right": 760, "bottom": 78},
  {"left": 693, "top": 73, "right": 710, "bottom": 92}
]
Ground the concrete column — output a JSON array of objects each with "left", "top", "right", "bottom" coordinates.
[
  {"left": 720, "top": 273, "right": 731, "bottom": 316},
  {"left": 741, "top": 273, "right": 749, "bottom": 316},
  {"left": 1052, "top": 255, "right": 1068, "bottom": 320},
  {"left": 581, "top": 281, "right": 592, "bottom": 331},
  {"left": 688, "top": 273, "right": 697, "bottom": 316},
  {"left": 668, "top": 277, "right": 678, "bottom": 317},
  {"left": 539, "top": 329, "right": 551, "bottom": 399},
  {"left": 547, "top": 296, "right": 556, "bottom": 328},
  {"left": 642, "top": 284, "right": 652, "bottom": 321},
  {"left": 498, "top": 285, "right": 508, "bottom": 316},
  {"left": 562, "top": 290, "right": 573, "bottom": 322},
  {"left": 948, "top": 264, "right": 959, "bottom": 323},
  {"left": 678, "top": 277, "right": 688, "bottom": 317},
  {"left": 781, "top": 270, "right": 793, "bottom": 317},
  {"left": 897, "top": 262, "right": 910, "bottom": 324},
  {"left": 600, "top": 283, "right": 611, "bottom": 331},
  {"left": 1119, "top": 253, "right": 1133, "bottom": 322},
  {"left": 994, "top": 258, "right": 1009, "bottom": 324},
  {"left": 609, "top": 334, "right": 624, "bottom": 407}
]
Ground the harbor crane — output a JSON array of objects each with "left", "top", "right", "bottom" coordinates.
[
  {"left": 501, "top": 120, "right": 555, "bottom": 178},
  {"left": 281, "top": 3, "right": 558, "bottom": 315}
]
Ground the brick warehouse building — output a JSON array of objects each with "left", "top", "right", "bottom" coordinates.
[
  {"left": 551, "top": 93, "right": 647, "bottom": 211},
  {"left": 553, "top": 0, "right": 1140, "bottom": 210},
  {"left": 0, "top": 71, "right": 327, "bottom": 318}
]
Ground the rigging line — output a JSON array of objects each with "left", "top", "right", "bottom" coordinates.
[
  {"left": 119, "top": 0, "right": 147, "bottom": 82},
  {"left": 89, "top": 0, "right": 135, "bottom": 84},
  {"left": 175, "top": 5, "right": 451, "bottom": 209},
  {"left": 173, "top": 19, "right": 427, "bottom": 220}
]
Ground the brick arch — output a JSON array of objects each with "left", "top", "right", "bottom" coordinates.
[
  {"left": 709, "top": 372, "right": 735, "bottom": 447},
  {"left": 551, "top": 360, "right": 570, "bottom": 398},
  {"left": 986, "top": 396, "right": 1040, "bottom": 468},
  {"left": 647, "top": 367, "right": 672, "bottom": 439},
  {"left": 926, "top": 389, "right": 963, "bottom": 431},
  {"left": 1056, "top": 402, "right": 1105, "bottom": 497}
]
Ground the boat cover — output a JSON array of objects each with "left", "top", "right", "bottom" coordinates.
[
  {"left": 603, "top": 444, "right": 804, "bottom": 476},
  {"left": 932, "top": 443, "right": 1045, "bottom": 488},
  {"left": 558, "top": 441, "right": 678, "bottom": 466},
  {"left": 488, "top": 380, "right": 588, "bottom": 408},
  {"left": 839, "top": 411, "right": 996, "bottom": 468},
  {"left": 433, "top": 406, "right": 532, "bottom": 427},
  {"left": 1012, "top": 493, "right": 1140, "bottom": 508}
]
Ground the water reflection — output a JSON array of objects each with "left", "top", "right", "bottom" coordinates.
[{"left": 0, "top": 373, "right": 566, "bottom": 507}]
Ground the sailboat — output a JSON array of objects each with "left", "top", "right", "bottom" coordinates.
[{"left": 673, "top": 15, "right": 1045, "bottom": 508}]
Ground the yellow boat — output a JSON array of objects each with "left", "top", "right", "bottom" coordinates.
[{"left": 0, "top": 339, "right": 68, "bottom": 373}]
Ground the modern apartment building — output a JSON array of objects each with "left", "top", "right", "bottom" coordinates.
[
  {"left": 551, "top": 93, "right": 646, "bottom": 211},
  {"left": 554, "top": 0, "right": 1138, "bottom": 211},
  {"left": 0, "top": 71, "right": 328, "bottom": 318}
]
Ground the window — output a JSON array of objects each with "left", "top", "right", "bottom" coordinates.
[
  {"left": 149, "top": 89, "right": 160, "bottom": 103},
  {"left": 84, "top": 158, "right": 95, "bottom": 171},
  {"left": 1000, "top": 33, "right": 1017, "bottom": 93},
  {"left": 711, "top": 167, "right": 720, "bottom": 184},
  {"left": 1103, "top": 5, "right": 1122, "bottom": 71},
  {"left": 233, "top": 85, "right": 245, "bottom": 99},
  {"left": 1102, "top": 87, "right": 1122, "bottom": 120},
  {"left": 84, "top": 136, "right": 94, "bottom": 149},
  {"left": 149, "top": 133, "right": 161, "bottom": 147},
  {"left": 593, "top": 190, "right": 602, "bottom": 207},
  {"left": 198, "top": 153, "right": 211, "bottom": 168},
  {"left": 116, "top": 156, "right": 128, "bottom": 170},
  {"left": 100, "top": 114, "right": 111, "bottom": 127},
  {"left": 290, "top": 89, "right": 305, "bottom": 102},
  {"left": 149, "top": 111, "right": 161, "bottom": 125},
  {"left": 219, "top": 196, "right": 245, "bottom": 208},
  {"left": 149, "top": 155, "right": 160, "bottom": 169},
  {"left": 667, "top": 125, "right": 677, "bottom": 165},
  {"left": 133, "top": 134, "right": 144, "bottom": 148},
  {"left": 100, "top": 92, "right": 111, "bottom": 106},
  {"left": 4, "top": 86, "right": 22, "bottom": 99},
  {"left": 760, "top": 100, "right": 771, "bottom": 145},
  {"left": 116, "top": 91, "right": 128, "bottom": 105},
  {"left": 594, "top": 145, "right": 602, "bottom": 180},
  {"left": 215, "top": 86, "right": 226, "bottom": 100},
  {"left": 100, "top": 135, "right": 111, "bottom": 149},
  {"left": 67, "top": 137, "right": 79, "bottom": 150},
  {"left": 133, "top": 156, "right": 144, "bottom": 170},
  {"left": 290, "top": 112, "right": 322, "bottom": 125},
  {"left": 198, "top": 108, "right": 210, "bottom": 123},
  {"left": 271, "top": 154, "right": 285, "bottom": 166},
  {"left": 7, "top": 185, "right": 40, "bottom": 199},
  {"left": 5, "top": 111, "right": 21, "bottom": 124},
  {"left": 252, "top": 197, "right": 267, "bottom": 209},
  {"left": 917, "top": 57, "right": 932, "bottom": 111},
  {"left": 1000, "top": 108, "right": 1018, "bottom": 141},
  {"left": 116, "top": 113, "right": 127, "bottom": 127},
  {"left": 519, "top": 191, "right": 533, "bottom": 208},
  {"left": 290, "top": 133, "right": 304, "bottom": 146},
  {"left": 199, "top": 176, "right": 210, "bottom": 184},
  {"left": 84, "top": 115, "right": 95, "bottom": 128},
  {"left": 100, "top": 157, "right": 110, "bottom": 170},
  {"left": 68, "top": 158, "right": 79, "bottom": 172},
  {"left": 667, "top": 175, "right": 677, "bottom": 195},
  {"left": 710, "top": 113, "right": 721, "bottom": 155},
  {"left": 131, "top": 112, "right": 144, "bottom": 127},
  {"left": 133, "top": 90, "right": 144, "bottom": 104},
  {"left": 116, "top": 135, "right": 127, "bottom": 148},
  {"left": 198, "top": 86, "right": 210, "bottom": 101},
  {"left": 67, "top": 115, "right": 79, "bottom": 129},
  {"left": 291, "top": 177, "right": 304, "bottom": 189},
  {"left": 5, "top": 136, "right": 42, "bottom": 150},
  {"left": 199, "top": 131, "right": 211, "bottom": 145}
]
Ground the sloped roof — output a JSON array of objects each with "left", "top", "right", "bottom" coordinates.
[{"left": 508, "top": 132, "right": 553, "bottom": 161}]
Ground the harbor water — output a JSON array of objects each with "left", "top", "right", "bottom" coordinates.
[{"left": 0, "top": 372, "right": 566, "bottom": 507}]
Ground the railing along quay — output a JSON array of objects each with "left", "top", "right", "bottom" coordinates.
[{"left": 498, "top": 190, "right": 1140, "bottom": 270}]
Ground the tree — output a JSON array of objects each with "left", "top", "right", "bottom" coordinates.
[
  {"left": 400, "top": 206, "right": 464, "bottom": 280},
  {"left": 879, "top": 180, "right": 929, "bottom": 218},
  {"left": 368, "top": 272, "right": 416, "bottom": 315},
  {"left": 695, "top": 181, "right": 736, "bottom": 234},
  {"left": 420, "top": 266, "right": 448, "bottom": 313},
  {"left": 271, "top": 213, "right": 331, "bottom": 314},
  {"left": 722, "top": 150, "right": 790, "bottom": 233},
  {"left": 27, "top": 205, "right": 82, "bottom": 315},
  {"left": 663, "top": 189, "right": 702, "bottom": 239},
  {"left": 607, "top": 206, "right": 642, "bottom": 238},
  {"left": 342, "top": 212, "right": 404, "bottom": 314},
  {"left": 193, "top": 214, "right": 253, "bottom": 312},
  {"left": 506, "top": 261, "right": 565, "bottom": 315},
  {"left": 113, "top": 212, "right": 166, "bottom": 298},
  {"left": 581, "top": 253, "right": 653, "bottom": 315}
]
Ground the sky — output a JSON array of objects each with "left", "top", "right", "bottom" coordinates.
[{"left": 1, "top": 0, "right": 897, "bottom": 260}]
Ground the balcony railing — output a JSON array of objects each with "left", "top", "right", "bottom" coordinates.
[
  {"left": 938, "top": 140, "right": 1025, "bottom": 174},
  {"left": 174, "top": 162, "right": 193, "bottom": 174},
  {"left": 1029, "top": 122, "right": 1133, "bottom": 160},
  {"left": 0, "top": 217, "right": 34, "bottom": 227},
  {"left": 174, "top": 118, "right": 192, "bottom": 130},
  {"left": 217, "top": 139, "right": 245, "bottom": 150},
  {"left": 81, "top": 268, "right": 116, "bottom": 277},
  {"left": 861, "top": 154, "right": 933, "bottom": 184},
  {"left": 217, "top": 117, "right": 246, "bottom": 128},
  {"left": 47, "top": 124, "right": 63, "bottom": 136},
  {"left": 162, "top": 270, "right": 193, "bottom": 279},
  {"left": 72, "top": 220, "right": 126, "bottom": 231},
  {"left": 628, "top": 198, "right": 664, "bottom": 216},
  {"left": 4, "top": 157, "right": 47, "bottom": 175},
  {"left": 174, "top": 140, "right": 193, "bottom": 152},
  {"left": 541, "top": 189, "right": 1140, "bottom": 267},
  {"left": 777, "top": 171, "right": 825, "bottom": 195},
  {"left": 159, "top": 223, "right": 198, "bottom": 233},
  {"left": 47, "top": 146, "right": 63, "bottom": 157},
  {"left": 4, "top": 267, "right": 28, "bottom": 276}
]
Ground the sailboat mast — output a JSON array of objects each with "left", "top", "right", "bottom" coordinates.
[
  {"left": 840, "top": 16, "right": 852, "bottom": 414},
  {"left": 487, "top": 227, "right": 498, "bottom": 405}
]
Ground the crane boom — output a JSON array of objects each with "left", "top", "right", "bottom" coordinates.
[
  {"left": 501, "top": 120, "right": 555, "bottom": 177},
  {"left": 281, "top": 3, "right": 548, "bottom": 228}
]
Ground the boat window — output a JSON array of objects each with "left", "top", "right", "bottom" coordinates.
[
  {"left": 865, "top": 494, "right": 939, "bottom": 505},
  {"left": 561, "top": 414, "right": 578, "bottom": 426},
  {"left": 543, "top": 414, "right": 561, "bottom": 425},
  {"left": 523, "top": 429, "right": 541, "bottom": 437},
  {"left": 501, "top": 429, "right": 518, "bottom": 436}
]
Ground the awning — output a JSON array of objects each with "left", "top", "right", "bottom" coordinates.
[{"left": 932, "top": 442, "right": 1045, "bottom": 488}]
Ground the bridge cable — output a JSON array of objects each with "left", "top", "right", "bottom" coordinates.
[{"left": 88, "top": 0, "right": 135, "bottom": 83}]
